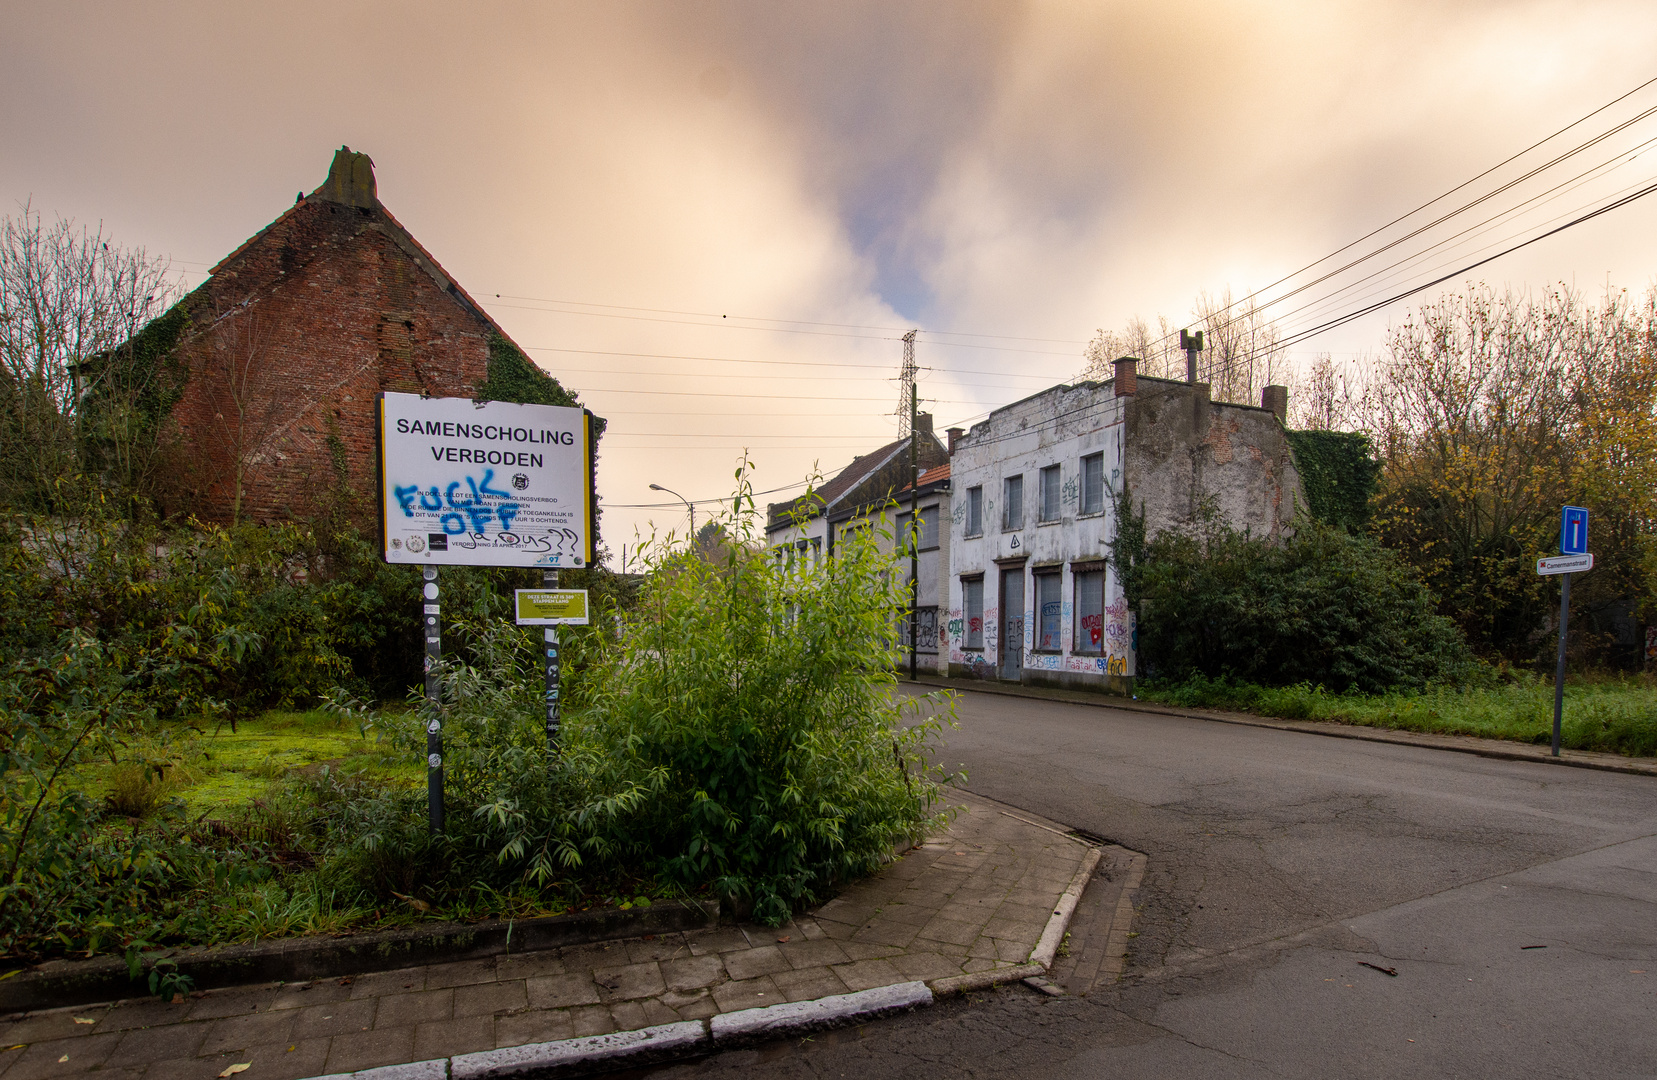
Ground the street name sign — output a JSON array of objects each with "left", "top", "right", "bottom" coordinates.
[
  {"left": 514, "top": 589, "right": 590, "bottom": 625},
  {"left": 1537, "top": 553, "right": 1593, "bottom": 576},
  {"left": 378, "top": 392, "right": 596, "bottom": 568},
  {"left": 1560, "top": 505, "right": 1589, "bottom": 555}
]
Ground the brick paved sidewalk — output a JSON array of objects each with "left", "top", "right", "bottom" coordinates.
[{"left": 0, "top": 794, "right": 1098, "bottom": 1080}]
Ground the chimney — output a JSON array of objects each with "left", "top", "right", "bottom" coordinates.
[
  {"left": 916, "top": 411, "right": 933, "bottom": 435},
  {"left": 1180, "top": 328, "right": 1204, "bottom": 383},
  {"left": 1113, "top": 356, "right": 1138, "bottom": 397},
  {"left": 1261, "top": 385, "right": 1288, "bottom": 421},
  {"left": 946, "top": 426, "right": 965, "bottom": 454},
  {"left": 318, "top": 146, "right": 377, "bottom": 209}
]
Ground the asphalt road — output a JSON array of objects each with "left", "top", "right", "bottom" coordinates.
[{"left": 639, "top": 686, "right": 1657, "bottom": 1079}]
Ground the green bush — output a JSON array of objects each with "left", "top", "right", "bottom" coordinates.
[
  {"left": 1138, "top": 521, "right": 1478, "bottom": 694},
  {"left": 329, "top": 471, "right": 960, "bottom": 925}
]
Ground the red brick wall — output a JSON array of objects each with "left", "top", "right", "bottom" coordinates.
[{"left": 165, "top": 197, "right": 500, "bottom": 525}]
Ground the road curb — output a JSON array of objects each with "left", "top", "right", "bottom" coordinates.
[
  {"left": 0, "top": 900, "right": 720, "bottom": 1014},
  {"left": 710, "top": 981, "right": 934, "bottom": 1045},
  {"left": 913, "top": 677, "right": 1657, "bottom": 779}
]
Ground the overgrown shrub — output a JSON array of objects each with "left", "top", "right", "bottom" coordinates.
[
  {"left": 1138, "top": 520, "right": 1479, "bottom": 694},
  {"left": 328, "top": 471, "right": 960, "bottom": 925}
]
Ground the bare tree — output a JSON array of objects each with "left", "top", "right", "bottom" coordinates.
[
  {"left": 0, "top": 203, "right": 176, "bottom": 509},
  {"left": 204, "top": 302, "right": 281, "bottom": 524},
  {"left": 1289, "top": 352, "right": 1366, "bottom": 431},
  {"left": 1193, "top": 288, "right": 1288, "bottom": 406}
]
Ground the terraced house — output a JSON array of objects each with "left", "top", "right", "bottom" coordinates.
[{"left": 946, "top": 359, "right": 1304, "bottom": 692}]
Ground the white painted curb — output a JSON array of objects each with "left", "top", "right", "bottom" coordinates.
[
  {"left": 450, "top": 1020, "right": 708, "bottom": 1078},
  {"left": 308, "top": 1060, "right": 448, "bottom": 1080},
  {"left": 710, "top": 981, "right": 934, "bottom": 1045},
  {"left": 1029, "top": 845, "right": 1103, "bottom": 968}
]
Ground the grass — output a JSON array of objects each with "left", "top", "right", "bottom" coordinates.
[{"left": 1139, "top": 671, "right": 1657, "bottom": 757}]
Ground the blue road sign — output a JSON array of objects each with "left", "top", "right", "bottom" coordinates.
[{"left": 1561, "top": 506, "right": 1589, "bottom": 555}]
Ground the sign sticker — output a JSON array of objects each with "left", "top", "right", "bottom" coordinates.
[
  {"left": 515, "top": 589, "right": 590, "bottom": 625},
  {"left": 379, "top": 392, "right": 594, "bottom": 567}
]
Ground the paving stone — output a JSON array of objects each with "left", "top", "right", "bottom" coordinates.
[
  {"left": 372, "top": 989, "right": 454, "bottom": 1028},
  {"left": 289, "top": 997, "right": 378, "bottom": 1039},
  {"left": 624, "top": 934, "right": 688, "bottom": 964},
  {"left": 105, "top": 1022, "right": 210, "bottom": 1069},
  {"left": 183, "top": 989, "right": 268, "bottom": 1022},
  {"left": 661, "top": 954, "right": 725, "bottom": 992},
  {"left": 778, "top": 938, "right": 851, "bottom": 970},
  {"left": 685, "top": 927, "right": 750, "bottom": 956},
  {"left": 2, "top": 1031, "right": 120, "bottom": 1079},
  {"left": 916, "top": 917, "right": 984, "bottom": 947},
  {"left": 525, "top": 972, "right": 601, "bottom": 1010},
  {"left": 722, "top": 946, "right": 790, "bottom": 981},
  {"left": 495, "top": 949, "right": 566, "bottom": 980},
  {"left": 796, "top": 920, "right": 826, "bottom": 941},
  {"left": 837, "top": 940, "right": 904, "bottom": 961},
  {"left": 218, "top": 1036, "right": 332, "bottom": 1080},
  {"left": 452, "top": 979, "right": 527, "bottom": 1018},
  {"left": 671, "top": 993, "right": 720, "bottom": 1022},
  {"left": 849, "top": 921, "right": 920, "bottom": 948},
  {"left": 266, "top": 979, "right": 354, "bottom": 1011},
  {"left": 568, "top": 1004, "right": 617, "bottom": 1038},
  {"left": 637, "top": 998, "right": 683, "bottom": 1027},
  {"left": 962, "top": 957, "right": 999, "bottom": 974},
  {"left": 557, "top": 942, "right": 625, "bottom": 971},
  {"left": 346, "top": 968, "right": 428, "bottom": 999},
  {"left": 607, "top": 999, "right": 648, "bottom": 1032},
  {"left": 831, "top": 958, "right": 904, "bottom": 993},
  {"left": 993, "top": 938, "right": 1032, "bottom": 962},
  {"left": 891, "top": 951, "right": 971, "bottom": 982},
  {"left": 812, "top": 918, "right": 858, "bottom": 941},
  {"left": 494, "top": 1007, "right": 575, "bottom": 1048},
  {"left": 770, "top": 966, "right": 850, "bottom": 1003},
  {"left": 592, "top": 962, "right": 665, "bottom": 1002},
  {"left": 412, "top": 1013, "right": 495, "bottom": 1059},
  {"left": 323, "top": 1023, "right": 416, "bottom": 1074},
  {"left": 423, "top": 958, "right": 499, "bottom": 990},
  {"left": 200, "top": 1007, "right": 297, "bottom": 1054},
  {"left": 710, "top": 975, "right": 782, "bottom": 1012},
  {"left": 130, "top": 1052, "right": 244, "bottom": 1080},
  {"left": 658, "top": 987, "right": 714, "bottom": 1013},
  {"left": 0, "top": 1009, "right": 110, "bottom": 1044}
]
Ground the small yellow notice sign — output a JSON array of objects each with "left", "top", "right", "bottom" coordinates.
[{"left": 514, "top": 589, "right": 590, "bottom": 625}]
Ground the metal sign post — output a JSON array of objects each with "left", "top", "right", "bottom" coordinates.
[
  {"left": 543, "top": 569, "right": 560, "bottom": 755},
  {"left": 513, "top": 584, "right": 590, "bottom": 761},
  {"left": 1538, "top": 506, "right": 1592, "bottom": 758},
  {"left": 422, "top": 566, "right": 444, "bottom": 831}
]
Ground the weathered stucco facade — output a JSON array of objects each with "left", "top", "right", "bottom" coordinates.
[{"left": 945, "top": 366, "right": 1302, "bottom": 693}]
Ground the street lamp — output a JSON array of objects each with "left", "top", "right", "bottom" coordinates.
[{"left": 649, "top": 483, "right": 694, "bottom": 535}]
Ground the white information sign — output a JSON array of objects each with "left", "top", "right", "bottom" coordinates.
[
  {"left": 1537, "top": 553, "right": 1593, "bottom": 576},
  {"left": 379, "top": 392, "right": 594, "bottom": 567}
]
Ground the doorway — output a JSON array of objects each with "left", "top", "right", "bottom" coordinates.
[{"left": 999, "top": 566, "right": 1024, "bottom": 680}]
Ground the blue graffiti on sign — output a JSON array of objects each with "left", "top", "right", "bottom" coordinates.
[{"left": 394, "top": 468, "right": 522, "bottom": 534}]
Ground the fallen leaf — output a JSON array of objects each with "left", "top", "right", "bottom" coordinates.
[
  {"left": 58, "top": 1056, "right": 69, "bottom": 1063},
  {"left": 777, "top": 936, "right": 790, "bottom": 943},
  {"left": 1632, "top": 970, "right": 1647, "bottom": 974},
  {"left": 1359, "top": 962, "right": 1398, "bottom": 977},
  {"left": 218, "top": 1064, "right": 251, "bottom": 1078},
  {"left": 3, "top": 1045, "right": 24, "bottom": 1051},
  {"left": 72, "top": 1017, "right": 95, "bottom": 1025}
]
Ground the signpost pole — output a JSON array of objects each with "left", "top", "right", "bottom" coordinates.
[
  {"left": 423, "top": 566, "right": 444, "bottom": 832},
  {"left": 1552, "top": 571, "right": 1570, "bottom": 758},
  {"left": 543, "top": 568, "right": 560, "bottom": 758}
]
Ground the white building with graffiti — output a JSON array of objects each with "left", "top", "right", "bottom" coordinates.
[{"left": 945, "top": 359, "right": 1304, "bottom": 693}]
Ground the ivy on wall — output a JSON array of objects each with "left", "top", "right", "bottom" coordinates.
[
  {"left": 476, "top": 333, "right": 608, "bottom": 546},
  {"left": 1286, "top": 429, "right": 1379, "bottom": 532}
]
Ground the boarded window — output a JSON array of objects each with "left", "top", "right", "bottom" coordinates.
[
  {"left": 1036, "top": 572, "right": 1062, "bottom": 651},
  {"left": 964, "top": 577, "right": 984, "bottom": 649},
  {"left": 1040, "top": 465, "right": 1061, "bottom": 522},
  {"left": 1003, "top": 474, "right": 1023, "bottom": 530},
  {"left": 1074, "top": 570, "right": 1104, "bottom": 654},
  {"left": 1081, "top": 452, "right": 1105, "bottom": 515},
  {"left": 966, "top": 486, "right": 983, "bottom": 536}
]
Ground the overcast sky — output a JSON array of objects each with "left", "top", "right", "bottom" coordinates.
[{"left": 5, "top": 1, "right": 1657, "bottom": 553}]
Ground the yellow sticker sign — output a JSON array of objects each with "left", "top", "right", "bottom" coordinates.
[{"left": 514, "top": 589, "right": 590, "bottom": 625}]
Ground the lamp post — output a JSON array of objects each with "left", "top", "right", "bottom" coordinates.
[{"left": 649, "top": 483, "right": 695, "bottom": 536}]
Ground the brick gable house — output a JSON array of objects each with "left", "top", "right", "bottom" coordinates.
[{"left": 143, "top": 147, "right": 591, "bottom": 525}]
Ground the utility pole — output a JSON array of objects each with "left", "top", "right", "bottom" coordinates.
[
  {"left": 1180, "top": 329, "right": 1204, "bottom": 383},
  {"left": 902, "top": 330, "right": 919, "bottom": 681}
]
